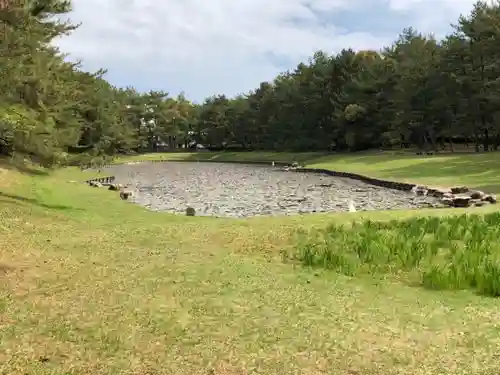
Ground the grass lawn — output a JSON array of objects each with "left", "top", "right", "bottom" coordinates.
[{"left": 1, "top": 152, "right": 500, "bottom": 374}]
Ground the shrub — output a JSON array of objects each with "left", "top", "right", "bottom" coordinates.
[{"left": 286, "top": 212, "right": 500, "bottom": 296}]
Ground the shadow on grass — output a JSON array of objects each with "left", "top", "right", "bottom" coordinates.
[
  {"left": 0, "top": 191, "right": 81, "bottom": 211},
  {"left": 0, "top": 158, "right": 49, "bottom": 176}
]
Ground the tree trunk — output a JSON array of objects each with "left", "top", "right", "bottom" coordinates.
[
  {"left": 494, "top": 133, "right": 500, "bottom": 150},
  {"left": 473, "top": 132, "right": 480, "bottom": 152},
  {"left": 426, "top": 130, "right": 437, "bottom": 152},
  {"left": 448, "top": 137, "right": 455, "bottom": 153},
  {"left": 483, "top": 128, "right": 489, "bottom": 152}
]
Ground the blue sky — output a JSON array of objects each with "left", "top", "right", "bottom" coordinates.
[{"left": 54, "top": 0, "right": 477, "bottom": 103}]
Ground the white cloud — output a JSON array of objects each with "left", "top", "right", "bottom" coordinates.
[
  {"left": 387, "top": 0, "right": 476, "bottom": 35},
  {"left": 54, "top": 0, "right": 477, "bottom": 101}
]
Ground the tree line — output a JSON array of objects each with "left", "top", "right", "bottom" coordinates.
[
  {"left": 0, "top": 0, "right": 197, "bottom": 167},
  {"left": 1, "top": 0, "right": 500, "bottom": 167}
]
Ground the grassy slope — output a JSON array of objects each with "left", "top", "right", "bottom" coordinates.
[{"left": 1, "top": 153, "right": 500, "bottom": 374}]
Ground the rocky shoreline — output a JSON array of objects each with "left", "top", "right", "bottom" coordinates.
[
  {"left": 85, "top": 162, "right": 456, "bottom": 218},
  {"left": 287, "top": 166, "right": 497, "bottom": 208},
  {"left": 86, "top": 161, "right": 496, "bottom": 217},
  {"left": 411, "top": 184, "right": 496, "bottom": 207}
]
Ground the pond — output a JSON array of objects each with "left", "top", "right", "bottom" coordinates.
[{"left": 108, "top": 162, "right": 440, "bottom": 217}]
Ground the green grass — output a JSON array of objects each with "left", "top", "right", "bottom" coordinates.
[
  {"left": 115, "top": 151, "right": 327, "bottom": 164},
  {"left": 288, "top": 214, "right": 500, "bottom": 296},
  {"left": 118, "top": 150, "right": 500, "bottom": 193},
  {"left": 2, "top": 153, "right": 500, "bottom": 374}
]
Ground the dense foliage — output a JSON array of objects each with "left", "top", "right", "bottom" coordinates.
[
  {"left": 2, "top": 0, "right": 500, "bottom": 166},
  {"left": 0, "top": 0, "right": 196, "bottom": 166}
]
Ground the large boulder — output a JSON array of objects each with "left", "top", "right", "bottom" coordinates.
[
  {"left": 441, "top": 197, "right": 454, "bottom": 206},
  {"left": 119, "top": 188, "right": 134, "bottom": 200},
  {"left": 439, "top": 188, "right": 495, "bottom": 208},
  {"left": 452, "top": 195, "right": 471, "bottom": 207},
  {"left": 469, "top": 190, "right": 485, "bottom": 200},
  {"left": 483, "top": 194, "right": 497, "bottom": 204}
]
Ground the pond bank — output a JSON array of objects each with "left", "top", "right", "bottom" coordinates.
[{"left": 106, "top": 162, "right": 441, "bottom": 217}]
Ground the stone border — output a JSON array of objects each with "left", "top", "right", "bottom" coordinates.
[
  {"left": 83, "top": 159, "right": 165, "bottom": 170},
  {"left": 85, "top": 176, "right": 115, "bottom": 185},
  {"left": 294, "top": 168, "right": 415, "bottom": 192},
  {"left": 292, "top": 168, "right": 496, "bottom": 207}
]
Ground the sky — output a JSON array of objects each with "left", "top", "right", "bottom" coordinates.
[{"left": 53, "top": 0, "right": 478, "bottom": 103}]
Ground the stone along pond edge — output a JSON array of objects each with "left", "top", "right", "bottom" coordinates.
[{"left": 83, "top": 159, "right": 497, "bottom": 210}]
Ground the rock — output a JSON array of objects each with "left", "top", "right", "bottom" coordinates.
[
  {"left": 291, "top": 161, "right": 299, "bottom": 168},
  {"left": 440, "top": 189, "right": 494, "bottom": 208},
  {"left": 428, "top": 188, "right": 451, "bottom": 198},
  {"left": 412, "top": 185, "right": 428, "bottom": 196},
  {"left": 441, "top": 197, "right": 454, "bottom": 206},
  {"left": 119, "top": 188, "right": 134, "bottom": 200},
  {"left": 120, "top": 191, "right": 130, "bottom": 200},
  {"left": 89, "top": 181, "right": 102, "bottom": 187},
  {"left": 452, "top": 195, "right": 471, "bottom": 207},
  {"left": 482, "top": 194, "right": 497, "bottom": 204},
  {"left": 451, "top": 186, "right": 469, "bottom": 194},
  {"left": 108, "top": 183, "right": 123, "bottom": 191},
  {"left": 469, "top": 190, "right": 484, "bottom": 199},
  {"left": 185, "top": 207, "right": 196, "bottom": 216}
]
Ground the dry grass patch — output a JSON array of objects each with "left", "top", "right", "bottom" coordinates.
[{"left": 1, "top": 161, "right": 500, "bottom": 374}]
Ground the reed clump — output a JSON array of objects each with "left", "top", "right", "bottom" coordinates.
[{"left": 286, "top": 213, "right": 500, "bottom": 296}]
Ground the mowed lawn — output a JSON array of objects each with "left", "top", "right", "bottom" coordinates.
[{"left": 1, "top": 153, "right": 500, "bottom": 375}]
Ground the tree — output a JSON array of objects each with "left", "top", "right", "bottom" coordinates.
[{"left": 4, "top": 0, "right": 500, "bottom": 165}]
